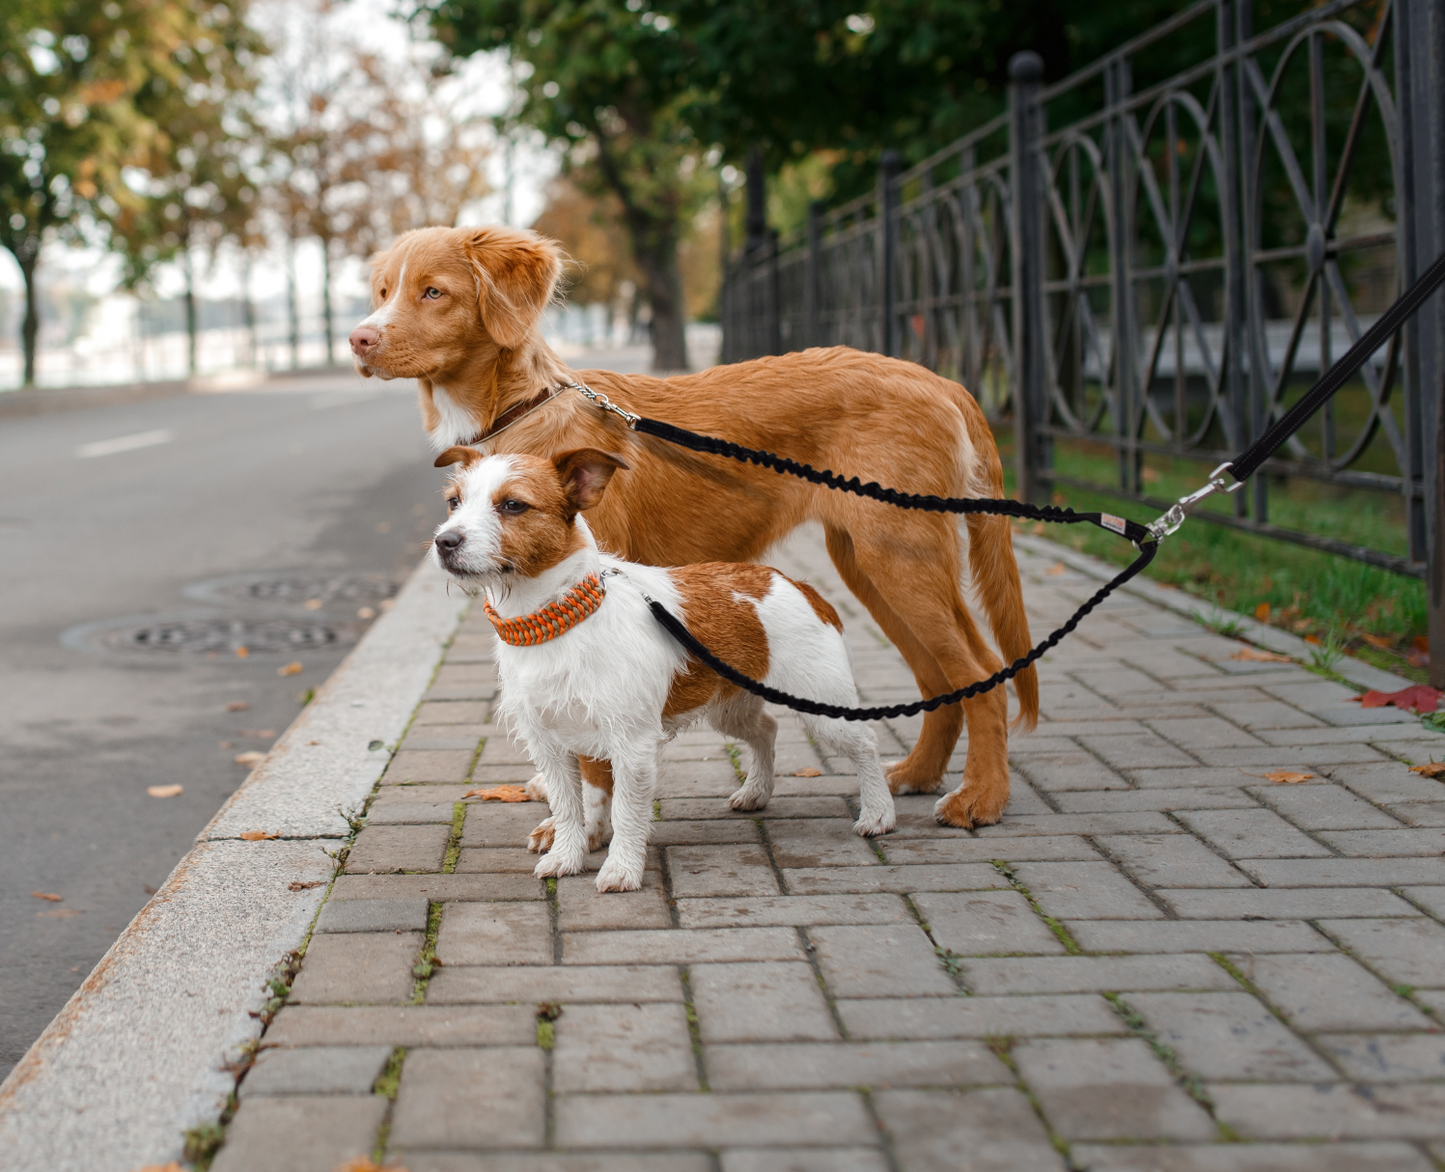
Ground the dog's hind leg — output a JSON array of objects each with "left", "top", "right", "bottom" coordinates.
[
  {"left": 710, "top": 692, "right": 777, "bottom": 811},
  {"left": 529, "top": 755, "right": 613, "bottom": 853},
  {"left": 810, "top": 716, "right": 895, "bottom": 837}
]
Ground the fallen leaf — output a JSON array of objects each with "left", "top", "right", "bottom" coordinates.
[
  {"left": 304, "top": 598, "right": 324, "bottom": 610},
  {"left": 288, "top": 880, "right": 325, "bottom": 891},
  {"left": 791, "top": 768, "right": 823, "bottom": 777},
  {"left": 219, "top": 741, "right": 235, "bottom": 749},
  {"left": 239, "top": 830, "right": 278, "bottom": 841},
  {"left": 1410, "top": 761, "right": 1445, "bottom": 778},
  {"left": 147, "top": 784, "right": 184, "bottom": 798},
  {"left": 130, "top": 1163, "right": 186, "bottom": 1172},
  {"left": 1265, "top": 770, "right": 1314, "bottom": 784},
  {"left": 1230, "top": 647, "right": 1293, "bottom": 663},
  {"left": 227, "top": 701, "right": 250, "bottom": 712},
  {"left": 278, "top": 661, "right": 303, "bottom": 677},
  {"left": 31, "top": 891, "right": 63, "bottom": 902},
  {"left": 1304, "top": 634, "right": 1322, "bottom": 645},
  {"left": 463, "top": 785, "right": 531, "bottom": 802},
  {"left": 1355, "top": 684, "right": 1442, "bottom": 713},
  {"left": 1044, "top": 562, "right": 1066, "bottom": 576},
  {"left": 37, "top": 908, "right": 83, "bottom": 918},
  {"left": 234, "top": 751, "right": 266, "bottom": 766},
  {"left": 144, "top": 884, "right": 158, "bottom": 895},
  {"left": 235, "top": 646, "right": 249, "bottom": 658},
  {"left": 357, "top": 606, "right": 376, "bottom": 619},
  {"left": 240, "top": 729, "right": 276, "bottom": 738},
  {"left": 330, "top": 1157, "right": 409, "bottom": 1172},
  {"left": 1254, "top": 602, "right": 1271, "bottom": 622},
  {"left": 1409, "top": 637, "right": 1431, "bottom": 667},
  {"left": 1361, "top": 633, "right": 1394, "bottom": 649}
]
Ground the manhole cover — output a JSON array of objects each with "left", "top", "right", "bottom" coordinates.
[
  {"left": 65, "top": 614, "right": 362, "bottom": 656},
  {"left": 183, "top": 570, "right": 399, "bottom": 608}
]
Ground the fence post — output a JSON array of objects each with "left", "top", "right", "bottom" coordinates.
[
  {"left": 1217, "top": 0, "right": 1248, "bottom": 519},
  {"left": 807, "top": 201, "right": 824, "bottom": 349},
  {"left": 1105, "top": 55, "right": 1137, "bottom": 496},
  {"left": 879, "top": 150, "right": 902, "bottom": 356},
  {"left": 1009, "top": 50, "right": 1048, "bottom": 505}
]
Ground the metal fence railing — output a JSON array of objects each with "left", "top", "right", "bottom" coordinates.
[{"left": 721, "top": 0, "right": 1445, "bottom": 654}]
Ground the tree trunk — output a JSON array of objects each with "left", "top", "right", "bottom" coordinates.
[
  {"left": 321, "top": 237, "right": 334, "bottom": 366},
  {"left": 183, "top": 249, "right": 198, "bottom": 377},
  {"left": 287, "top": 236, "right": 300, "bottom": 369},
  {"left": 634, "top": 237, "right": 689, "bottom": 372},
  {"left": 20, "top": 252, "right": 39, "bottom": 387}
]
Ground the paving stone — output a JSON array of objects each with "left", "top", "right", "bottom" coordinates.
[
  {"left": 667, "top": 844, "right": 781, "bottom": 897},
  {"left": 412, "top": 701, "right": 489, "bottom": 725},
  {"left": 962, "top": 954, "right": 1236, "bottom": 995},
  {"left": 1317, "top": 828, "right": 1445, "bottom": 856},
  {"left": 1123, "top": 991, "right": 1334, "bottom": 1080},
  {"left": 435, "top": 902, "right": 552, "bottom": 966},
  {"left": 1196, "top": 745, "right": 1387, "bottom": 767},
  {"left": 1012, "top": 752, "right": 1132, "bottom": 791},
  {"left": 1207, "top": 700, "right": 1328, "bottom": 730},
  {"left": 385, "top": 749, "right": 477, "bottom": 783},
  {"left": 1094, "top": 834, "right": 1250, "bottom": 889},
  {"left": 782, "top": 863, "right": 1007, "bottom": 894},
  {"left": 210, "top": 1096, "right": 387, "bottom": 1172},
  {"left": 836, "top": 994, "right": 1129, "bottom": 1039},
  {"left": 315, "top": 897, "right": 430, "bottom": 934},
  {"left": 874, "top": 1087, "right": 1068, "bottom": 1171},
  {"left": 475, "top": 735, "right": 533, "bottom": 764},
  {"left": 366, "top": 800, "right": 460, "bottom": 825},
  {"left": 690, "top": 960, "right": 837, "bottom": 1042},
  {"left": 401, "top": 729, "right": 487, "bottom": 752},
  {"left": 1401, "top": 886, "right": 1445, "bottom": 918},
  {"left": 460, "top": 805, "right": 552, "bottom": 848},
  {"left": 1318, "top": 916, "right": 1445, "bottom": 988},
  {"left": 552, "top": 1002, "right": 698, "bottom": 1092},
  {"left": 395, "top": 1157, "right": 710, "bottom": 1172},
  {"left": 1078, "top": 734, "right": 1199, "bottom": 770},
  {"left": 1129, "top": 767, "right": 1275, "bottom": 789},
  {"left": 564, "top": 927, "right": 806, "bottom": 965},
  {"left": 1070, "top": 1141, "right": 1436, "bottom": 1172},
  {"left": 554, "top": 1091, "right": 877, "bottom": 1148},
  {"left": 1332, "top": 763, "right": 1445, "bottom": 804},
  {"left": 1143, "top": 717, "right": 1266, "bottom": 749},
  {"left": 1157, "top": 887, "right": 1419, "bottom": 919},
  {"left": 558, "top": 871, "right": 672, "bottom": 930},
  {"left": 266, "top": 1004, "right": 533, "bottom": 1047},
  {"left": 975, "top": 813, "right": 1181, "bottom": 836},
  {"left": 651, "top": 820, "right": 763, "bottom": 845},
  {"left": 719, "top": 1150, "right": 888, "bottom": 1172},
  {"left": 764, "top": 820, "right": 883, "bottom": 867},
  {"left": 1252, "top": 783, "right": 1404, "bottom": 829},
  {"left": 677, "top": 893, "right": 911, "bottom": 929},
  {"left": 1239, "top": 857, "right": 1445, "bottom": 887},
  {"left": 1002, "top": 736, "right": 1083, "bottom": 757},
  {"left": 1228, "top": 952, "right": 1432, "bottom": 1030},
  {"left": 1317, "top": 1033, "right": 1445, "bottom": 1081},
  {"left": 1209, "top": 1082, "right": 1445, "bottom": 1140},
  {"left": 1012, "top": 1037, "right": 1215, "bottom": 1140},
  {"left": 470, "top": 763, "right": 543, "bottom": 783},
  {"left": 809, "top": 923, "right": 958, "bottom": 996},
  {"left": 427, "top": 964, "right": 683, "bottom": 1005},
  {"left": 1010, "top": 861, "right": 1164, "bottom": 919},
  {"left": 345, "top": 823, "right": 451, "bottom": 874},
  {"left": 705, "top": 1039, "right": 1008, "bottom": 1090},
  {"left": 1054, "top": 787, "right": 1258, "bottom": 812},
  {"left": 1066, "top": 919, "right": 1325, "bottom": 954},
  {"left": 390, "top": 1047, "right": 545, "bottom": 1149},
  {"left": 1174, "top": 809, "right": 1331, "bottom": 859},
  {"left": 241, "top": 1045, "right": 394, "bottom": 1097},
  {"left": 1387, "top": 801, "right": 1445, "bottom": 826},
  {"left": 881, "top": 836, "right": 1102, "bottom": 864},
  {"left": 455, "top": 847, "right": 557, "bottom": 873},
  {"left": 912, "top": 889, "right": 1066, "bottom": 955},
  {"left": 331, "top": 873, "right": 543, "bottom": 902},
  {"left": 287, "top": 932, "right": 421, "bottom": 1005}
]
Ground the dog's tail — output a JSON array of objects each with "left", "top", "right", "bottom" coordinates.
[{"left": 960, "top": 405, "right": 1038, "bottom": 731}]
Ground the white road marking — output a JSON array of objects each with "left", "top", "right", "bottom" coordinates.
[{"left": 75, "top": 429, "right": 175, "bottom": 459}]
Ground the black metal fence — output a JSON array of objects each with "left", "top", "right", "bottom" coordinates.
[{"left": 721, "top": 0, "right": 1445, "bottom": 669}]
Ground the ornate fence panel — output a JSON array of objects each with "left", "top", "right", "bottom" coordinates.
[{"left": 720, "top": 0, "right": 1445, "bottom": 640}]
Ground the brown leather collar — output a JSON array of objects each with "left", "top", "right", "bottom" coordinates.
[{"left": 464, "top": 387, "right": 563, "bottom": 446}]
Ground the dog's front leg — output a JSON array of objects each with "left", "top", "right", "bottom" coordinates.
[
  {"left": 595, "top": 745, "right": 657, "bottom": 893},
  {"left": 531, "top": 748, "right": 588, "bottom": 878}
]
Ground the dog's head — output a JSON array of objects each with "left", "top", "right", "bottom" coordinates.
[
  {"left": 430, "top": 447, "right": 628, "bottom": 584},
  {"left": 348, "top": 226, "right": 563, "bottom": 382}
]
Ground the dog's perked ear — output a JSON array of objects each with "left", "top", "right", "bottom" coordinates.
[
  {"left": 554, "top": 449, "right": 629, "bottom": 514},
  {"left": 434, "top": 446, "right": 483, "bottom": 470},
  {"left": 462, "top": 228, "right": 562, "bottom": 350}
]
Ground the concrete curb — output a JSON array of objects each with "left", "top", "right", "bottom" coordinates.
[
  {"left": 1013, "top": 531, "right": 1419, "bottom": 693},
  {"left": 0, "top": 556, "right": 466, "bottom": 1172}
]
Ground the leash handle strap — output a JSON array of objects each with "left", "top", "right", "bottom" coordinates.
[
  {"left": 645, "top": 541, "right": 1158, "bottom": 721},
  {"left": 1227, "top": 249, "right": 1445, "bottom": 483}
]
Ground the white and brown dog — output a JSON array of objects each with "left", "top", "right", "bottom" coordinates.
[{"left": 430, "top": 445, "right": 895, "bottom": 892}]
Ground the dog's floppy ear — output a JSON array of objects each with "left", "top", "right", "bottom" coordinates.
[
  {"left": 462, "top": 228, "right": 562, "bottom": 350},
  {"left": 434, "top": 446, "right": 483, "bottom": 470},
  {"left": 554, "top": 448, "right": 629, "bottom": 513}
]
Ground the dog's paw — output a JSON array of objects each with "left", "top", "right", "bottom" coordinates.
[
  {"left": 853, "top": 804, "right": 897, "bottom": 837},
  {"left": 534, "top": 850, "right": 586, "bottom": 879},
  {"left": 885, "top": 760, "right": 945, "bottom": 796},
  {"left": 933, "top": 782, "right": 1006, "bottom": 830},
  {"left": 525, "top": 772, "right": 549, "bottom": 803},
  {"left": 528, "top": 817, "right": 556, "bottom": 854},
  {"left": 728, "top": 784, "right": 770, "bottom": 811},
  {"left": 586, "top": 825, "right": 612, "bottom": 852},
  {"left": 595, "top": 859, "right": 644, "bottom": 892}
]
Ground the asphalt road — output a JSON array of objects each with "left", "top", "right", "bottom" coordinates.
[{"left": 0, "top": 371, "right": 445, "bottom": 1081}]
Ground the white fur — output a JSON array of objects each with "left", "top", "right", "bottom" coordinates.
[
  {"left": 357, "top": 262, "right": 406, "bottom": 331},
  {"left": 428, "top": 384, "right": 485, "bottom": 452},
  {"left": 433, "top": 456, "right": 894, "bottom": 892}
]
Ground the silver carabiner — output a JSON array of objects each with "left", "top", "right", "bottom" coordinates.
[{"left": 1144, "top": 463, "right": 1245, "bottom": 544}]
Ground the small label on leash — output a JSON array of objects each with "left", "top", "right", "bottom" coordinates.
[{"left": 1100, "top": 513, "right": 1128, "bottom": 535}]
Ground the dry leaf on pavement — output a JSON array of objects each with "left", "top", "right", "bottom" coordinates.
[
  {"left": 331, "top": 1157, "right": 410, "bottom": 1172},
  {"left": 1265, "top": 770, "right": 1314, "bottom": 784},
  {"left": 147, "top": 785, "right": 184, "bottom": 798},
  {"left": 239, "top": 830, "right": 278, "bottom": 841},
  {"left": 288, "top": 880, "right": 324, "bottom": 891},
  {"left": 234, "top": 751, "right": 266, "bottom": 766},
  {"left": 278, "top": 661, "right": 303, "bottom": 676},
  {"left": 235, "top": 646, "right": 249, "bottom": 658},
  {"left": 1410, "top": 761, "right": 1445, "bottom": 778},
  {"left": 227, "top": 701, "right": 249, "bottom": 712},
  {"left": 37, "top": 908, "right": 82, "bottom": 918},
  {"left": 240, "top": 729, "right": 276, "bottom": 738},
  {"left": 31, "top": 892, "right": 62, "bottom": 902},
  {"left": 1230, "top": 647, "right": 1293, "bottom": 663},
  {"left": 1354, "top": 684, "right": 1442, "bottom": 713},
  {"left": 129, "top": 1164, "right": 186, "bottom": 1172},
  {"left": 1254, "top": 602, "right": 1271, "bottom": 622},
  {"left": 1044, "top": 562, "right": 1066, "bottom": 576},
  {"left": 791, "top": 768, "right": 823, "bottom": 777},
  {"left": 463, "top": 785, "right": 531, "bottom": 802}
]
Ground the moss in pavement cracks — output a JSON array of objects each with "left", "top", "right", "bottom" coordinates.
[
  {"left": 373, "top": 1046, "right": 407, "bottom": 1098},
  {"left": 992, "top": 860, "right": 1082, "bottom": 955},
  {"left": 985, "top": 1035, "right": 1072, "bottom": 1161},
  {"left": 536, "top": 1001, "right": 562, "bottom": 1050},
  {"left": 410, "top": 902, "right": 444, "bottom": 1001},
  {"left": 443, "top": 802, "right": 466, "bottom": 873},
  {"left": 1104, "top": 992, "right": 1235, "bottom": 1138}
]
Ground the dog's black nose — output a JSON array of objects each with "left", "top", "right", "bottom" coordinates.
[{"left": 435, "top": 530, "right": 464, "bottom": 552}]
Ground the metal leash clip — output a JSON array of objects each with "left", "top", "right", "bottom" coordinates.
[
  {"left": 1144, "top": 462, "right": 1245, "bottom": 544},
  {"left": 570, "top": 381, "right": 640, "bottom": 428}
]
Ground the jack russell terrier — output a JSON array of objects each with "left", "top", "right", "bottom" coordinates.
[{"left": 430, "top": 445, "right": 895, "bottom": 892}]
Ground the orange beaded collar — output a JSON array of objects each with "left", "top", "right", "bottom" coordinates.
[{"left": 482, "top": 574, "right": 605, "bottom": 646}]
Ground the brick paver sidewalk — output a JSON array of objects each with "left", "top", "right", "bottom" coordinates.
[{"left": 213, "top": 527, "right": 1445, "bottom": 1172}]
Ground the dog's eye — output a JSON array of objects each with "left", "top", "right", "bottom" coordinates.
[
  {"left": 498, "top": 499, "right": 530, "bottom": 515},
  {"left": 423, "top": 287, "right": 442, "bottom": 300},
  {"left": 446, "top": 495, "right": 460, "bottom": 511},
  {"left": 378, "top": 288, "right": 387, "bottom": 300}
]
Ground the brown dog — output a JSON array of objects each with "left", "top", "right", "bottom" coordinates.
[{"left": 349, "top": 225, "right": 1035, "bottom": 828}]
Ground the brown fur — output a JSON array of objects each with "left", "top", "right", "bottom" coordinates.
[
  {"left": 661, "top": 563, "right": 774, "bottom": 720},
  {"left": 794, "top": 581, "right": 844, "bottom": 632},
  {"left": 354, "top": 226, "right": 1037, "bottom": 828}
]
